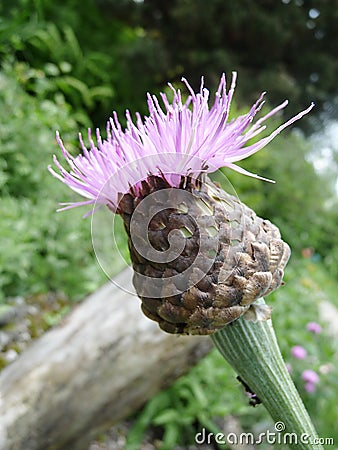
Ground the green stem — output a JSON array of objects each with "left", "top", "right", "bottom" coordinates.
[{"left": 211, "top": 299, "right": 323, "bottom": 450}]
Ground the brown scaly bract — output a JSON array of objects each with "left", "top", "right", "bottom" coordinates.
[{"left": 118, "top": 175, "right": 290, "bottom": 335}]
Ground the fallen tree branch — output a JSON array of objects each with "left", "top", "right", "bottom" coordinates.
[{"left": 0, "top": 269, "right": 211, "bottom": 450}]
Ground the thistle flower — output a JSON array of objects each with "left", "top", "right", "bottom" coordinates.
[
  {"left": 50, "top": 73, "right": 322, "bottom": 449},
  {"left": 49, "top": 73, "right": 312, "bottom": 335}
]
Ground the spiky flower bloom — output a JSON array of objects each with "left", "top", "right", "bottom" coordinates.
[{"left": 49, "top": 72, "right": 313, "bottom": 335}]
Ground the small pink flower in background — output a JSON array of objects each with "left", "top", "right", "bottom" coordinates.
[
  {"left": 302, "top": 369, "right": 319, "bottom": 384},
  {"left": 306, "top": 322, "right": 322, "bottom": 334},
  {"left": 291, "top": 345, "right": 307, "bottom": 359},
  {"left": 304, "top": 382, "right": 317, "bottom": 393}
]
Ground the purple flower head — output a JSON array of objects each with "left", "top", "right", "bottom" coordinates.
[
  {"left": 304, "top": 382, "right": 316, "bottom": 393},
  {"left": 291, "top": 345, "right": 307, "bottom": 359},
  {"left": 302, "top": 370, "right": 320, "bottom": 384},
  {"left": 49, "top": 73, "right": 314, "bottom": 215},
  {"left": 306, "top": 322, "right": 322, "bottom": 334}
]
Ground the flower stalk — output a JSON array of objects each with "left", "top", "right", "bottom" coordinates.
[{"left": 211, "top": 298, "right": 323, "bottom": 450}]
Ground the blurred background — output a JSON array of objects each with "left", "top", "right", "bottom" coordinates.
[{"left": 0, "top": 0, "right": 337, "bottom": 448}]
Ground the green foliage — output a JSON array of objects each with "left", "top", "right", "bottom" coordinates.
[
  {"left": 22, "top": 23, "right": 115, "bottom": 111},
  {"left": 0, "top": 0, "right": 165, "bottom": 302},
  {"left": 0, "top": 195, "right": 105, "bottom": 301},
  {"left": 0, "top": 70, "right": 78, "bottom": 198},
  {"left": 0, "top": 0, "right": 145, "bottom": 126},
  {"left": 0, "top": 72, "right": 107, "bottom": 301}
]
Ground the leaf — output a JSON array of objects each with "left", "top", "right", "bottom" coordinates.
[
  {"left": 63, "top": 25, "right": 83, "bottom": 67},
  {"left": 55, "top": 76, "right": 93, "bottom": 108},
  {"left": 89, "top": 85, "right": 114, "bottom": 102},
  {"left": 153, "top": 409, "right": 180, "bottom": 425}
]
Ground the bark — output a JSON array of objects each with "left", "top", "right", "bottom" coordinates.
[{"left": 0, "top": 269, "right": 211, "bottom": 450}]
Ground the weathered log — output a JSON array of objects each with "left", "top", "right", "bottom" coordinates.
[{"left": 0, "top": 269, "right": 211, "bottom": 450}]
